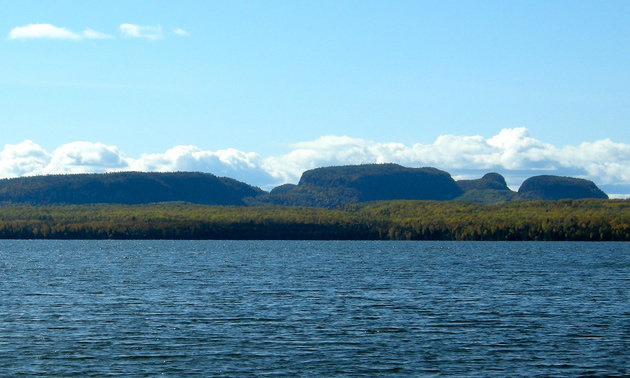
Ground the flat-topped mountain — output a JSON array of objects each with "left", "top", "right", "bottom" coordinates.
[
  {"left": 256, "top": 166, "right": 609, "bottom": 206},
  {"left": 516, "top": 175, "right": 609, "bottom": 201},
  {"left": 0, "top": 171, "right": 264, "bottom": 206},
  {"left": 253, "top": 164, "right": 464, "bottom": 207}
]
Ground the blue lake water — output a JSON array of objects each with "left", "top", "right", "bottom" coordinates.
[{"left": 0, "top": 240, "right": 628, "bottom": 376}]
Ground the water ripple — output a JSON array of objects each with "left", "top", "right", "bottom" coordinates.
[{"left": 0, "top": 240, "right": 628, "bottom": 376}]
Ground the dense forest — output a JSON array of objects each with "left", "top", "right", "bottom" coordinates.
[{"left": 0, "top": 199, "right": 628, "bottom": 241}]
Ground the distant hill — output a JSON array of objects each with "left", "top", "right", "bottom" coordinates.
[
  {"left": 516, "top": 175, "right": 609, "bottom": 201},
  {"left": 252, "top": 164, "right": 464, "bottom": 207},
  {"left": 0, "top": 166, "right": 610, "bottom": 208},
  {"left": 456, "top": 173, "right": 517, "bottom": 204},
  {"left": 255, "top": 167, "right": 609, "bottom": 207},
  {"left": 0, "top": 172, "right": 264, "bottom": 206},
  {"left": 457, "top": 172, "right": 510, "bottom": 191}
]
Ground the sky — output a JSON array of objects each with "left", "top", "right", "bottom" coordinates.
[{"left": 2, "top": 1, "right": 630, "bottom": 196}]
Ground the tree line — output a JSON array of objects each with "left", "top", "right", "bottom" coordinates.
[{"left": 0, "top": 199, "right": 628, "bottom": 241}]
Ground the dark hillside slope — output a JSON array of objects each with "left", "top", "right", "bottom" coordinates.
[
  {"left": 456, "top": 173, "right": 516, "bottom": 204},
  {"left": 0, "top": 172, "right": 264, "bottom": 206},
  {"left": 517, "top": 175, "right": 608, "bottom": 200},
  {"left": 457, "top": 172, "right": 510, "bottom": 191},
  {"left": 253, "top": 164, "right": 463, "bottom": 207}
]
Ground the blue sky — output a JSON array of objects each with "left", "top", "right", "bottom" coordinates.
[{"left": 2, "top": 1, "right": 630, "bottom": 195}]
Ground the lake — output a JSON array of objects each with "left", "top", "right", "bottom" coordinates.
[{"left": 0, "top": 240, "right": 628, "bottom": 376}]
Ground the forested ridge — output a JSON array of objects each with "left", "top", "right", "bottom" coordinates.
[
  {"left": 0, "top": 199, "right": 628, "bottom": 241},
  {"left": 0, "top": 171, "right": 263, "bottom": 206},
  {"left": 0, "top": 166, "right": 610, "bottom": 208}
]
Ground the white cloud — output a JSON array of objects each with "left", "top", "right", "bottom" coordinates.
[
  {"left": 82, "top": 28, "right": 114, "bottom": 40},
  {"left": 173, "top": 28, "right": 189, "bottom": 37},
  {"left": 0, "top": 129, "right": 629, "bottom": 195},
  {"left": 8, "top": 24, "right": 113, "bottom": 40},
  {"left": 130, "top": 145, "right": 274, "bottom": 187},
  {"left": 43, "top": 142, "right": 129, "bottom": 175},
  {"left": 8, "top": 23, "right": 184, "bottom": 41},
  {"left": 9, "top": 24, "right": 81, "bottom": 40},
  {"left": 555, "top": 140, "right": 630, "bottom": 187},
  {"left": 0, "top": 140, "right": 51, "bottom": 177},
  {"left": 120, "top": 24, "right": 163, "bottom": 40},
  {"left": 259, "top": 129, "right": 630, "bottom": 192}
]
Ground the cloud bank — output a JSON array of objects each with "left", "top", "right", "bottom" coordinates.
[
  {"left": 119, "top": 24, "right": 163, "bottom": 40},
  {"left": 8, "top": 23, "right": 187, "bottom": 41},
  {"left": 1, "top": 128, "right": 629, "bottom": 197},
  {"left": 8, "top": 24, "right": 113, "bottom": 40}
]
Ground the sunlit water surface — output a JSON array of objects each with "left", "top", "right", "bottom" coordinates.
[{"left": 0, "top": 240, "right": 628, "bottom": 376}]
